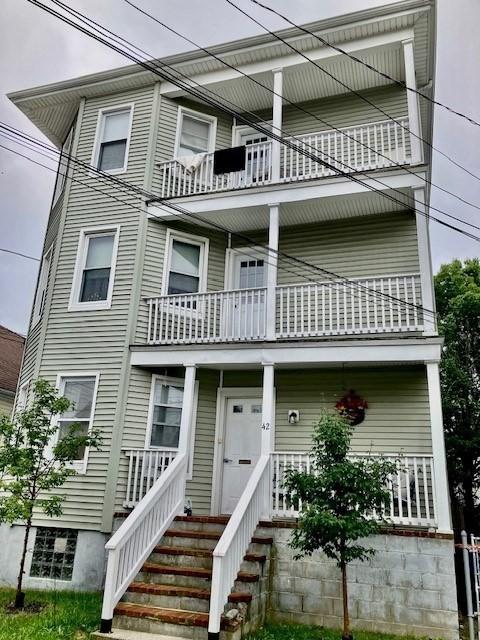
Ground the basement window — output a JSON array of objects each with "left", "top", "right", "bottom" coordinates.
[{"left": 30, "top": 528, "right": 78, "bottom": 580}]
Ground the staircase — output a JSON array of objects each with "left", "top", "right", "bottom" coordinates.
[{"left": 95, "top": 515, "right": 273, "bottom": 640}]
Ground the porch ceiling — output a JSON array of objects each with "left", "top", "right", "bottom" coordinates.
[{"left": 152, "top": 187, "right": 413, "bottom": 232}]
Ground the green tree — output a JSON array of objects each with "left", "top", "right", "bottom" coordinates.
[
  {"left": 284, "top": 412, "right": 396, "bottom": 640},
  {"left": 0, "top": 379, "right": 101, "bottom": 609},
  {"left": 434, "top": 258, "right": 480, "bottom": 532}
]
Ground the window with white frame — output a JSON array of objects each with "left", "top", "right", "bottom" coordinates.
[
  {"left": 32, "top": 246, "right": 53, "bottom": 326},
  {"left": 163, "top": 231, "right": 208, "bottom": 296},
  {"left": 69, "top": 226, "right": 119, "bottom": 311},
  {"left": 93, "top": 106, "right": 133, "bottom": 173},
  {"left": 55, "top": 375, "right": 98, "bottom": 471},
  {"left": 175, "top": 108, "right": 216, "bottom": 157},
  {"left": 52, "top": 124, "right": 74, "bottom": 206},
  {"left": 147, "top": 375, "right": 197, "bottom": 478}
]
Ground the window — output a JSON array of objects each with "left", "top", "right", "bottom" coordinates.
[
  {"left": 52, "top": 125, "right": 74, "bottom": 205},
  {"left": 146, "top": 375, "right": 198, "bottom": 479},
  {"left": 54, "top": 374, "right": 99, "bottom": 472},
  {"left": 69, "top": 226, "right": 119, "bottom": 311},
  {"left": 32, "top": 245, "right": 53, "bottom": 326},
  {"left": 92, "top": 105, "right": 133, "bottom": 173},
  {"left": 30, "top": 527, "right": 78, "bottom": 580},
  {"left": 17, "top": 380, "right": 30, "bottom": 412},
  {"left": 175, "top": 108, "right": 216, "bottom": 158},
  {"left": 162, "top": 230, "right": 208, "bottom": 296}
]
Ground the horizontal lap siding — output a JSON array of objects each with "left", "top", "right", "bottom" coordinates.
[
  {"left": 116, "top": 368, "right": 219, "bottom": 515},
  {"left": 274, "top": 367, "right": 431, "bottom": 454},
  {"left": 32, "top": 86, "right": 155, "bottom": 530}
]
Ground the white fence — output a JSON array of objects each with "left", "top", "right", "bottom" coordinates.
[
  {"left": 146, "top": 287, "right": 267, "bottom": 345},
  {"left": 123, "top": 449, "right": 178, "bottom": 508},
  {"left": 276, "top": 274, "right": 423, "bottom": 338},
  {"left": 101, "top": 454, "right": 187, "bottom": 627},
  {"left": 271, "top": 452, "right": 436, "bottom": 527},
  {"left": 208, "top": 455, "right": 271, "bottom": 636},
  {"left": 156, "top": 118, "right": 410, "bottom": 197}
]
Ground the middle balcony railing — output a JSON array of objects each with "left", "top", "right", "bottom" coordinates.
[{"left": 145, "top": 273, "right": 423, "bottom": 345}]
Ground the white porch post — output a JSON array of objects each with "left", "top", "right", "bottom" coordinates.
[
  {"left": 266, "top": 204, "right": 279, "bottom": 340},
  {"left": 178, "top": 364, "right": 197, "bottom": 456},
  {"left": 271, "top": 68, "right": 283, "bottom": 182},
  {"left": 414, "top": 187, "right": 436, "bottom": 335},
  {"left": 427, "top": 362, "right": 452, "bottom": 533},
  {"left": 261, "top": 363, "right": 274, "bottom": 520},
  {"left": 402, "top": 38, "right": 423, "bottom": 165}
]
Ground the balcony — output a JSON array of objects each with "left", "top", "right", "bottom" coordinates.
[
  {"left": 145, "top": 273, "right": 423, "bottom": 345},
  {"left": 156, "top": 118, "right": 410, "bottom": 199}
]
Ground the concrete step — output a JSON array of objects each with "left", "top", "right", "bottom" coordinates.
[
  {"left": 162, "top": 530, "right": 221, "bottom": 551},
  {"left": 114, "top": 603, "right": 240, "bottom": 640},
  {"left": 173, "top": 515, "right": 229, "bottom": 534},
  {"left": 149, "top": 547, "right": 213, "bottom": 570},
  {"left": 93, "top": 629, "right": 192, "bottom": 640}
]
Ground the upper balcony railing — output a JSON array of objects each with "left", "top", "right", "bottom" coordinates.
[
  {"left": 145, "top": 273, "right": 423, "bottom": 346},
  {"left": 157, "top": 118, "right": 410, "bottom": 198}
]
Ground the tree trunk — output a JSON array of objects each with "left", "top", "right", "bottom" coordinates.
[
  {"left": 341, "top": 558, "right": 352, "bottom": 640},
  {"left": 15, "top": 517, "right": 32, "bottom": 609}
]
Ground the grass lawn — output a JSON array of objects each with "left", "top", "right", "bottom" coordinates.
[
  {"left": 246, "top": 624, "right": 430, "bottom": 640},
  {"left": 0, "top": 588, "right": 102, "bottom": 640}
]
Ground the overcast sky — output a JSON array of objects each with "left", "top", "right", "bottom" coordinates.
[{"left": 0, "top": 0, "right": 479, "bottom": 335}]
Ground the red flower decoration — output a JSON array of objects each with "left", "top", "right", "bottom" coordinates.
[{"left": 335, "top": 390, "right": 368, "bottom": 426}]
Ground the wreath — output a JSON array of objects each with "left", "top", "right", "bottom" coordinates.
[{"left": 335, "top": 390, "right": 368, "bottom": 426}]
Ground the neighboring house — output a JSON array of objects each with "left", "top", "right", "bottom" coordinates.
[
  {"left": 0, "top": 325, "right": 25, "bottom": 417},
  {"left": 3, "top": 1, "right": 458, "bottom": 638}
]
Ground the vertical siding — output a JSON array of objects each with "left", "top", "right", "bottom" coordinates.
[{"left": 31, "top": 86, "right": 156, "bottom": 530}]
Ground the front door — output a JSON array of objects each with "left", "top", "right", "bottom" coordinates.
[
  {"left": 240, "top": 132, "right": 270, "bottom": 184},
  {"left": 220, "top": 397, "right": 263, "bottom": 514},
  {"left": 225, "top": 254, "right": 266, "bottom": 339}
]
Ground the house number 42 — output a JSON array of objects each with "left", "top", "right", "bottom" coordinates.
[{"left": 262, "top": 422, "right": 270, "bottom": 430}]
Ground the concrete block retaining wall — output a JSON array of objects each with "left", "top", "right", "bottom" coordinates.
[{"left": 260, "top": 526, "right": 459, "bottom": 639}]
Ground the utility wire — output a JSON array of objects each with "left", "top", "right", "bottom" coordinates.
[
  {"left": 224, "top": 0, "right": 480, "bottom": 185},
  {"left": 120, "top": 0, "right": 480, "bottom": 216},
  {"left": 249, "top": 0, "right": 480, "bottom": 130},
  {"left": 1, "top": 125, "right": 438, "bottom": 318},
  {"left": 21, "top": 1, "right": 480, "bottom": 239},
  {"left": 0, "top": 246, "right": 40, "bottom": 262}
]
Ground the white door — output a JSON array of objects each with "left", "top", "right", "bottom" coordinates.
[
  {"left": 224, "top": 254, "right": 267, "bottom": 339},
  {"left": 221, "top": 397, "right": 263, "bottom": 514},
  {"left": 240, "top": 132, "right": 270, "bottom": 184}
]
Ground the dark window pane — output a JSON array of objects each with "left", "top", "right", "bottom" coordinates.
[
  {"left": 80, "top": 268, "right": 110, "bottom": 302},
  {"left": 167, "top": 272, "right": 199, "bottom": 295},
  {"left": 98, "top": 139, "right": 127, "bottom": 171},
  {"left": 150, "top": 424, "right": 180, "bottom": 448},
  {"left": 153, "top": 406, "right": 182, "bottom": 427},
  {"left": 58, "top": 420, "right": 89, "bottom": 460}
]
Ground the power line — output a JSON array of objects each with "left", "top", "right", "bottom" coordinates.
[
  {"left": 119, "top": 0, "right": 480, "bottom": 216},
  {"left": 19, "top": 2, "right": 480, "bottom": 240},
  {"left": 1, "top": 126, "right": 437, "bottom": 319},
  {"left": 224, "top": 0, "right": 480, "bottom": 185},
  {"left": 249, "top": 0, "right": 480, "bottom": 130},
  {"left": 0, "top": 246, "right": 40, "bottom": 262}
]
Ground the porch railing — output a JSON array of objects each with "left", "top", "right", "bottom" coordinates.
[
  {"left": 123, "top": 449, "right": 178, "bottom": 508},
  {"left": 146, "top": 287, "right": 267, "bottom": 345},
  {"left": 276, "top": 273, "right": 423, "bottom": 338},
  {"left": 208, "top": 454, "right": 271, "bottom": 636},
  {"left": 281, "top": 117, "right": 410, "bottom": 181},
  {"left": 156, "top": 118, "right": 410, "bottom": 198},
  {"left": 101, "top": 453, "right": 187, "bottom": 627},
  {"left": 271, "top": 452, "right": 437, "bottom": 528}
]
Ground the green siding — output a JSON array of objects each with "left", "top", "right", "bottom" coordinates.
[{"left": 0, "top": 392, "right": 13, "bottom": 418}]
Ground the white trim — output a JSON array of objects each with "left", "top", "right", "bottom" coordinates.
[
  {"left": 52, "top": 124, "right": 74, "bottom": 207},
  {"left": 52, "top": 372, "right": 100, "bottom": 475},
  {"left": 32, "top": 244, "right": 53, "bottom": 327},
  {"left": 223, "top": 246, "right": 267, "bottom": 290},
  {"left": 91, "top": 103, "right": 134, "bottom": 175},
  {"left": 16, "top": 379, "right": 30, "bottom": 412},
  {"left": 68, "top": 224, "right": 120, "bottom": 312},
  {"left": 210, "top": 386, "right": 265, "bottom": 516},
  {"left": 173, "top": 106, "right": 217, "bottom": 159},
  {"left": 144, "top": 374, "right": 198, "bottom": 480},
  {"left": 161, "top": 228, "right": 210, "bottom": 296},
  {"left": 232, "top": 122, "right": 272, "bottom": 146}
]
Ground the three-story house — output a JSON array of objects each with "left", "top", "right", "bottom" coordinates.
[{"left": 4, "top": 1, "right": 458, "bottom": 638}]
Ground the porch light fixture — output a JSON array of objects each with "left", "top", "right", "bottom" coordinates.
[{"left": 288, "top": 409, "right": 300, "bottom": 424}]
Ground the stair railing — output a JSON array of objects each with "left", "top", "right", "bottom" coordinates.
[
  {"left": 208, "top": 454, "right": 271, "bottom": 639},
  {"left": 100, "top": 452, "right": 188, "bottom": 632}
]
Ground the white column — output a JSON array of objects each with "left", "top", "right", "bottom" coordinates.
[
  {"left": 271, "top": 68, "right": 283, "bottom": 182},
  {"left": 402, "top": 38, "right": 423, "bottom": 165},
  {"left": 266, "top": 203, "right": 279, "bottom": 340},
  {"left": 427, "top": 362, "right": 452, "bottom": 533},
  {"left": 414, "top": 187, "right": 436, "bottom": 335},
  {"left": 178, "top": 364, "right": 196, "bottom": 456},
  {"left": 261, "top": 363, "right": 275, "bottom": 455}
]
